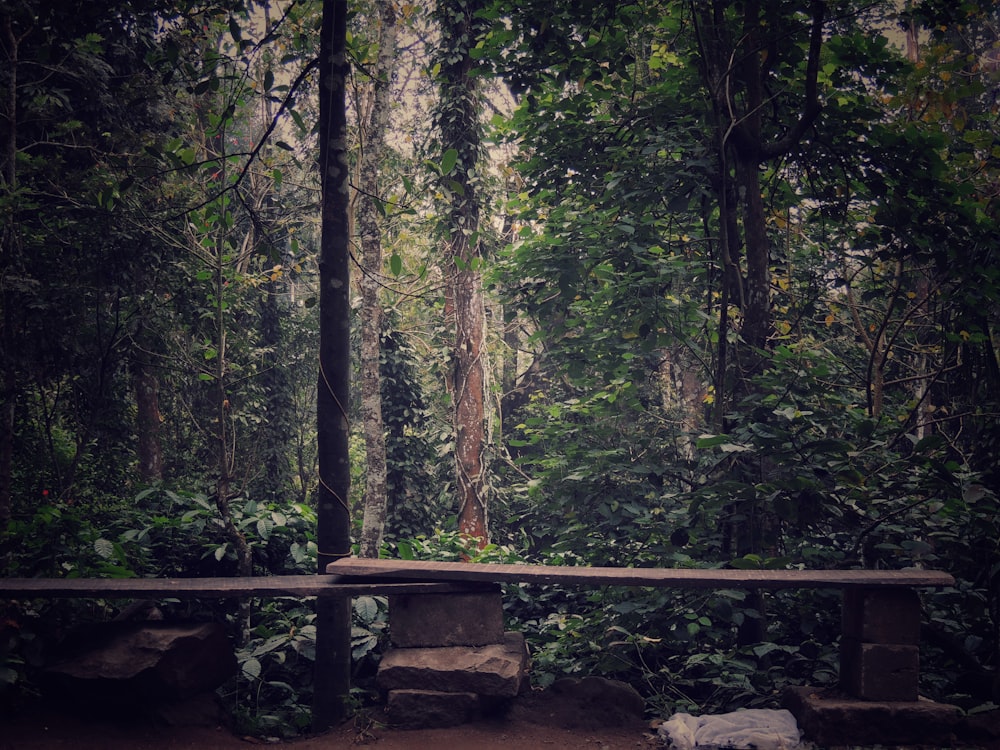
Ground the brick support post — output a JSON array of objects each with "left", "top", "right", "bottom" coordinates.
[{"left": 840, "top": 587, "right": 921, "bottom": 701}]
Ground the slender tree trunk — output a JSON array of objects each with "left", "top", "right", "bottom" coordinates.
[
  {"left": 134, "top": 358, "right": 163, "bottom": 483},
  {"left": 693, "top": 1, "right": 825, "bottom": 638},
  {"left": 213, "top": 238, "right": 252, "bottom": 579},
  {"left": 254, "top": 3, "right": 295, "bottom": 510},
  {"left": 358, "top": 0, "right": 398, "bottom": 559},
  {"left": 314, "top": 0, "right": 352, "bottom": 730},
  {"left": 735, "top": 153, "right": 771, "bottom": 360},
  {"left": 435, "top": 0, "right": 489, "bottom": 544},
  {"left": 695, "top": 0, "right": 825, "bottom": 393},
  {"left": 0, "top": 13, "right": 26, "bottom": 522}
]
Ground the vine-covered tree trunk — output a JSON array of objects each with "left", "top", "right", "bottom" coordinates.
[
  {"left": 694, "top": 2, "right": 825, "bottom": 636},
  {"left": 257, "top": 271, "right": 295, "bottom": 505},
  {"left": 212, "top": 246, "right": 252, "bottom": 579},
  {"left": 696, "top": 0, "right": 824, "bottom": 394},
  {"left": 254, "top": 4, "right": 295, "bottom": 511},
  {"left": 435, "top": 0, "right": 489, "bottom": 544},
  {"left": 358, "top": 0, "right": 398, "bottom": 559},
  {"left": 313, "top": 0, "right": 352, "bottom": 730}
]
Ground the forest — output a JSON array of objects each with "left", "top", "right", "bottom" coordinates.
[{"left": 1, "top": 0, "right": 998, "bottom": 737}]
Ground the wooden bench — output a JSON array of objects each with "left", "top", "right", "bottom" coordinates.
[
  {"left": 0, "top": 574, "right": 484, "bottom": 600},
  {"left": 2, "top": 562, "right": 955, "bottom": 703},
  {"left": 325, "top": 558, "right": 955, "bottom": 703}
]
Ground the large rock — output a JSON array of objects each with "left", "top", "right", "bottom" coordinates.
[
  {"left": 389, "top": 589, "right": 505, "bottom": 647},
  {"left": 44, "top": 622, "right": 236, "bottom": 703},
  {"left": 377, "top": 631, "right": 529, "bottom": 698}
]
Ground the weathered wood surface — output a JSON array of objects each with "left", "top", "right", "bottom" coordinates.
[
  {"left": 0, "top": 575, "right": 491, "bottom": 599},
  {"left": 327, "top": 558, "right": 955, "bottom": 590}
]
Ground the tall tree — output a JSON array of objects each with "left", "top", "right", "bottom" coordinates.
[
  {"left": 433, "top": 0, "right": 489, "bottom": 544},
  {"left": 357, "top": 0, "right": 399, "bottom": 558},
  {"left": 692, "top": 0, "right": 825, "bottom": 415},
  {"left": 313, "top": 0, "right": 352, "bottom": 729},
  {"left": 0, "top": 7, "right": 27, "bottom": 521}
]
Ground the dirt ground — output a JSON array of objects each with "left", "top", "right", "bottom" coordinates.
[
  {"left": 0, "top": 715, "right": 659, "bottom": 750},
  {"left": 0, "top": 690, "right": 661, "bottom": 750},
  {"left": 5, "top": 700, "right": 1000, "bottom": 750}
]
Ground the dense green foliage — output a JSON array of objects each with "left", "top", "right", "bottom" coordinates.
[{"left": 1, "top": 0, "right": 998, "bottom": 735}]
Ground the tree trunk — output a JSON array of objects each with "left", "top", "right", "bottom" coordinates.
[
  {"left": 213, "top": 253, "right": 252, "bottom": 579},
  {"left": 134, "top": 359, "right": 163, "bottom": 483},
  {"left": 696, "top": 0, "right": 825, "bottom": 393},
  {"left": 254, "top": 3, "right": 295, "bottom": 511},
  {"left": 452, "top": 263, "right": 488, "bottom": 541},
  {"left": 358, "top": 0, "right": 398, "bottom": 559},
  {"left": 435, "top": 0, "right": 489, "bottom": 545},
  {"left": 314, "top": 0, "right": 353, "bottom": 730},
  {"left": 0, "top": 12, "right": 26, "bottom": 523},
  {"left": 735, "top": 152, "right": 771, "bottom": 361}
]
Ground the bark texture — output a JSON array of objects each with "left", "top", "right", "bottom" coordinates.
[
  {"left": 314, "top": 0, "right": 353, "bottom": 730},
  {"left": 358, "top": 0, "right": 398, "bottom": 559},
  {"left": 435, "top": 0, "right": 489, "bottom": 544}
]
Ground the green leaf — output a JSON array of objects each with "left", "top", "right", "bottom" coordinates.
[
  {"left": 696, "top": 434, "right": 731, "bottom": 448},
  {"left": 728, "top": 555, "right": 763, "bottom": 570},
  {"left": 389, "top": 253, "right": 403, "bottom": 276},
  {"left": 253, "top": 634, "right": 289, "bottom": 657},
  {"left": 241, "top": 657, "right": 262, "bottom": 680},
  {"left": 440, "top": 148, "right": 459, "bottom": 175},
  {"left": 353, "top": 596, "right": 379, "bottom": 622},
  {"left": 94, "top": 538, "right": 114, "bottom": 559},
  {"left": 256, "top": 518, "right": 274, "bottom": 540}
]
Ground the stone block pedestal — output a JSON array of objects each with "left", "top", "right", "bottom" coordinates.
[
  {"left": 377, "top": 586, "right": 530, "bottom": 728},
  {"left": 388, "top": 589, "right": 505, "bottom": 647},
  {"left": 840, "top": 587, "right": 920, "bottom": 701},
  {"left": 784, "top": 686, "right": 962, "bottom": 747},
  {"left": 378, "top": 631, "right": 529, "bottom": 698}
]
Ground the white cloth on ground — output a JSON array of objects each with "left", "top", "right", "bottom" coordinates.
[{"left": 658, "top": 708, "right": 802, "bottom": 750}]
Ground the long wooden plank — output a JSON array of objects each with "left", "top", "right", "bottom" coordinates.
[
  {"left": 326, "top": 558, "right": 955, "bottom": 589},
  {"left": 0, "top": 575, "right": 492, "bottom": 599}
]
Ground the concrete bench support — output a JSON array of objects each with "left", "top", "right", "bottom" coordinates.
[
  {"left": 327, "top": 558, "right": 955, "bottom": 706},
  {"left": 376, "top": 585, "right": 529, "bottom": 728},
  {"left": 840, "top": 587, "right": 921, "bottom": 701}
]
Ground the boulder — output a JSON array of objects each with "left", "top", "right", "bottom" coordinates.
[{"left": 44, "top": 622, "right": 236, "bottom": 704}]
